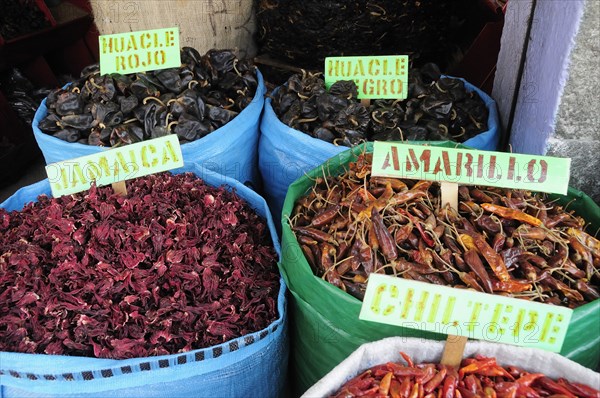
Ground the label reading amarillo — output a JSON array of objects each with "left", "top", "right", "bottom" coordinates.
[
  {"left": 46, "top": 135, "right": 183, "bottom": 197},
  {"left": 372, "top": 142, "right": 571, "bottom": 194},
  {"left": 99, "top": 27, "right": 181, "bottom": 75},
  {"left": 325, "top": 55, "right": 408, "bottom": 99},
  {"left": 360, "top": 274, "right": 572, "bottom": 352}
]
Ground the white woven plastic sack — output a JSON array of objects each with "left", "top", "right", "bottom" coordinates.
[
  {"left": 0, "top": 163, "right": 288, "bottom": 398},
  {"left": 303, "top": 337, "right": 600, "bottom": 398}
]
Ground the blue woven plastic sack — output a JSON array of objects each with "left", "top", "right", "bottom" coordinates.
[
  {"left": 32, "top": 71, "right": 266, "bottom": 186},
  {"left": 0, "top": 164, "right": 288, "bottom": 398},
  {"left": 258, "top": 78, "right": 500, "bottom": 230}
]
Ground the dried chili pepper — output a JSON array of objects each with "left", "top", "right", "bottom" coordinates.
[
  {"left": 481, "top": 203, "right": 543, "bottom": 227},
  {"left": 329, "top": 353, "right": 599, "bottom": 398},
  {"left": 40, "top": 48, "right": 257, "bottom": 148},
  {"left": 291, "top": 153, "right": 599, "bottom": 307}
]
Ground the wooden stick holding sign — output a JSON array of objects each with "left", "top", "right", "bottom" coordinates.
[
  {"left": 358, "top": 141, "right": 573, "bottom": 364},
  {"left": 45, "top": 135, "right": 183, "bottom": 199},
  {"left": 111, "top": 181, "right": 128, "bottom": 196},
  {"left": 440, "top": 334, "right": 468, "bottom": 368},
  {"left": 439, "top": 180, "right": 464, "bottom": 367}
]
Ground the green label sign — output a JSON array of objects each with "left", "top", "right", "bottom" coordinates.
[
  {"left": 360, "top": 274, "right": 572, "bottom": 352},
  {"left": 325, "top": 55, "right": 408, "bottom": 99},
  {"left": 46, "top": 135, "right": 183, "bottom": 197},
  {"left": 99, "top": 27, "right": 181, "bottom": 75},
  {"left": 372, "top": 142, "right": 571, "bottom": 194}
]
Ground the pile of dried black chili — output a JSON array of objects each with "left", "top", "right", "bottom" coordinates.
[
  {"left": 38, "top": 48, "right": 258, "bottom": 147},
  {"left": 272, "top": 64, "right": 488, "bottom": 146}
]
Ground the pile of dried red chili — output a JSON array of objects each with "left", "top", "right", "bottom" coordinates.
[
  {"left": 0, "top": 172, "right": 280, "bottom": 359},
  {"left": 330, "top": 353, "right": 600, "bottom": 398},
  {"left": 290, "top": 153, "right": 599, "bottom": 307}
]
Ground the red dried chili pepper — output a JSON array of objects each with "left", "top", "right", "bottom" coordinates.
[
  {"left": 294, "top": 226, "right": 336, "bottom": 244},
  {"left": 372, "top": 208, "right": 398, "bottom": 261},
  {"left": 481, "top": 203, "right": 543, "bottom": 227},
  {"left": 464, "top": 249, "right": 493, "bottom": 294},
  {"left": 310, "top": 205, "right": 340, "bottom": 227},
  {"left": 468, "top": 232, "right": 511, "bottom": 282},
  {"left": 424, "top": 366, "right": 447, "bottom": 393},
  {"left": 557, "top": 378, "right": 600, "bottom": 398}
]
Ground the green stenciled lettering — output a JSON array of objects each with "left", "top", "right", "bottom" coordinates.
[
  {"left": 115, "top": 152, "right": 131, "bottom": 177},
  {"left": 540, "top": 312, "right": 554, "bottom": 342},
  {"left": 140, "top": 32, "right": 152, "bottom": 49},
  {"left": 427, "top": 294, "right": 441, "bottom": 323},
  {"left": 165, "top": 30, "right": 175, "bottom": 47},
  {"left": 469, "top": 302, "right": 482, "bottom": 326},
  {"left": 414, "top": 291, "right": 429, "bottom": 321},
  {"left": 353, "top": 59, "right": 365, "bottom": 77},
  {"left": 383, "top": 285, "right": 399, "bottom": 316},
  {"left": 101, "top": 37, "right": 113, "bottom": 54},
  {"left": 70, "top": 163, "right": 88, "bottom": 187},
  {"left": 514, "top": 309, "right": 525, "bottom": 338},
  {"left": 54, "top": 166, "right": 68, "bottom": 192},
  {"left": 162, "top": 141, "right": 179, "bottom": 164},
  {"left": 141, "top": 145, "right": 150, "bottom": 168},
  {"left": 96, "top": 156, "right": 111, "bottom": 178},
  {"left": 368, "top": 59, "right": 380, "bottom": 76},
  {"left": 377, "top": 80, "right": 387, "bottom": 96},
  {"left": 84, "top": 161, "right": 100, "bottom": 181},
  {"left": 342, "top": 61, "right": 351, "bottom": 77},
  {"left": 442, "top": 296, "right": 456, "bottom": 324},
  {"left": 363, "top": 79, "right": 374, "bottom": 95},
  {"left": 114, "top": 37, "right": 125, "bottom": 53},
  {"left": 400, "top": 288, "right": 414, "bottom": 319},
  {"left": 327, "top": 60, "right": 337, "bottom": 76},
  {"left": 390, "top": 79, "right": 402, "bottom": 95},
  {"left": 371, "top": 284, "right": 387, "bottom": 314},
  {"left": 128, "top": 54, "right": 140, "bottom": 69},
  {"left": 115, "top": 56, "right": 127, "bottom": 72},
  {"left": 126, "top": 34, "right": 138, "bottom": 51}
]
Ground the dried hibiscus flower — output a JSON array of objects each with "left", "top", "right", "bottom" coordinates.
[{"left": 0, "top": 172, "right": 279, "bottom": 359}]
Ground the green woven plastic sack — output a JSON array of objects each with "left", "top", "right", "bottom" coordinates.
[{"left": 279, "top": 142, "right": 600, "bottom": 396}]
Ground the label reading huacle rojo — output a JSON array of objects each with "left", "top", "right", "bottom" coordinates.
[
  {"left": 99, "top": 27, "right": 181, "bottom": 75},
  {"left": 371, "top": 142, "right": 571, "bottom": 195},
  {"left": 325, "top": 55, "right": 409, "bottom": 99},
  {"left": 46, "top": 135, "right": 183, "bottom": 197}
]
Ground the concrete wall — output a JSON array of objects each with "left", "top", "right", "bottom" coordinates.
[
  {"left": 497, "top": 0, "right": 599, "bottom": 203},
  {"left": 546, "top": 0, "right": 600, "bottom": 202},
  {"left": 509, "top": 0, "right": 586, "bottom": 156}
]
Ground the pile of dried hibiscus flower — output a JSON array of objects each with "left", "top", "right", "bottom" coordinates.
[{"left": 0, "top": 172, "right": 280, "bottom": 359}]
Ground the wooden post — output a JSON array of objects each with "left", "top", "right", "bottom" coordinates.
[
  {"left": 111, "top": 181, "right": 127, "bottom": 196},
  {"left": 440, "top": 182, "right": 458, "bottom": 211},
  {"left": 439, "top": 181, "right": 466, "bottom": 368},
  {"left": 440, "top": 335, "right": 468, "bottom": 368}
]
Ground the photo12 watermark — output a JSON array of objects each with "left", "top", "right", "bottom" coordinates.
[
  {"left": 360, "top": 274, "right": 573, "bottom": 352},
  {"left": 371, "top": 142, "right": 571, "bottom": 195},
  {"left": 46, "top": 135, "right": 183, "bottom": 198}
]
